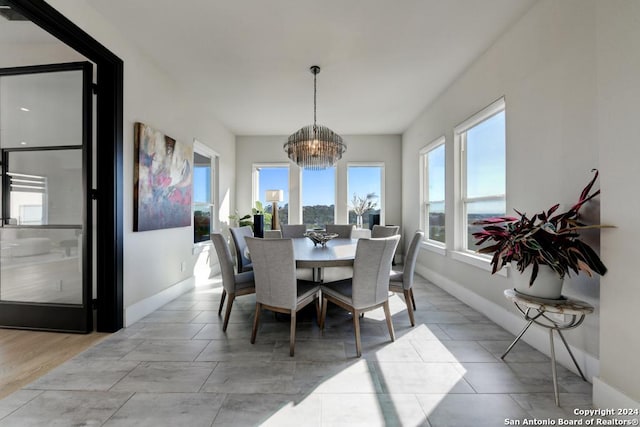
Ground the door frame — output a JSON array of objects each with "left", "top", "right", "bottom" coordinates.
[{"left": 6, "top": 0, "right": 124, "bottom": 332}]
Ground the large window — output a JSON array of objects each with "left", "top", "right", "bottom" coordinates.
[
  {"left": 456, "top": 98, "right": 506, "bottom": 252},
  {"left": 302, "top": 167, "right": 335, "bottom": 227},
  {"left": 420, "top": 137, "right": 445, "bottom": 245},
  {"left": 347, "top": 164, "right": 383, "bottom": 228},
  {"left": 253, "top": 164, "right": 289, "bottom": 229},
  {"left": 193, "top": 143, "right": 218, "bottom": 243}
]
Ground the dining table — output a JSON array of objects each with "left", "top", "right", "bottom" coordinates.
[
  {"left": 244, "top": 236, "right": 359, "bottom": 282},
  {"left": 292, "top": 237, "right": 358, "bottom": 282}
]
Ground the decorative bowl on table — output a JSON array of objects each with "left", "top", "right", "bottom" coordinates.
[{"left": 305, "top": 231, "right": 339, "bottom": 247}]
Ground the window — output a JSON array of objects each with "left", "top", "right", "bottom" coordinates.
[
  {"left": 455, "top": 98, "right": 506, "bottom": 253},
  {"left": 420, "top": 137, "right": 445, "bottom": 245},
  {"left": 192, "top": 142, "right": 218, "bottom": 243},
  {"left": 302, "top": 167, "right": 335, "bottom": 227},
  {"left": 347, "top": 164, "right": 383, "bottom": 228},
  {"left": 9, "top": 173, "right": 47, "bottom": 225},
  {"left": 253, "top": 164, "right": 289, "bottom": 229}
]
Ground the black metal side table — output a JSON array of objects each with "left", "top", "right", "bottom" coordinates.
[{"left": 502, "top": 288, "right": 594, "bottom": 406}]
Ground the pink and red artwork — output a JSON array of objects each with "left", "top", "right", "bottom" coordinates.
[{"left": 134, "top": 122, "right": 193, "bottom": 231}]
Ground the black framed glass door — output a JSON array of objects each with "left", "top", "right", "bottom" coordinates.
[{"left": 0, "top": 62, "right": 92, "bottom": 332}]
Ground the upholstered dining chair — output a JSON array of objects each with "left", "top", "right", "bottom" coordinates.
[
  {"left": 372, "top": 225, "right": 400, "bottom": 265},
  {"left": 371, "top": 225, "right": 399, "bottom": 238},
  {"left": 263, "top": 230, "right": 283, "bottom": 239},
  {"left": 281, "top": 224, "right": 307, "bottom": 238},
  {"left": 325, "top": 224, "right": 354, "bottom": 238},
  {"left": 246, "top": 237, "right": 321, "bottom": 356},
  {"left": 211, "top": 232, "right": 256, "bottom": 332},
  {"left": 229, "top": 226, "right": 253, "bottom": 274},
  {"left": 389, "top": 230, "right": 424, "bottom": 327},
  {"left": 320, "top": 235, "right": 400, "bottom": 357}
]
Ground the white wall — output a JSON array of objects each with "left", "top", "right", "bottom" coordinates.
[
  {"left": 44, "top": 0, "right": 236, "bottom": 317},
  {"left": 235, "top": 134, "right": 403, "bottom": 246},
  {"left": 403, "top": 0, "right": 602, "bottom": 368},
  {"left": 595, "top": 0, "right": 640, "bottom": 407},
  {"left": 403, "top": 0, "right": 640, "bottom": 408}
]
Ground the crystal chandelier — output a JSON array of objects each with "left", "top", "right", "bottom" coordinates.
[{"left": 284, "top": 65, "right": 346, "bottom": 170}]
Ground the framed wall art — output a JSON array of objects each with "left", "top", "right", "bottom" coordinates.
[{"left": 133, "top": 122, "right": 193, "bottom": 231}]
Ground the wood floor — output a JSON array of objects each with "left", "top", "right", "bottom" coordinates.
[{"left": 0, "top": 328, "right": 108, "bottom": 399}]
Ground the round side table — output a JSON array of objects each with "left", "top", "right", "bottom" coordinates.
[{"left": 502, "top": 288, "right": 594, "bottom": 406}]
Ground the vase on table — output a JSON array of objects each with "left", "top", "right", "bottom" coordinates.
[
  {"left": 253, "top": 214, "right": 264, "bottom": 238},
  {"left": 356, "top": 214, "right": 363, "bottom": 229}
]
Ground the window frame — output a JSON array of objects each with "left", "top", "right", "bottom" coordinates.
[
  {"left": 252, "top": 162, "right": 290, "bottom": 228},
  {"left": 419, "top": 136, "right": 446, "bottom": 254},
  {"left": 453, "top": 97, "right": 507, "bottom": 273},
  {"left": 192, "top": 140, "right": 219, "bottom": 245},
  {"left": 346, "top": 162, "right": 385, "bottom": 227}
]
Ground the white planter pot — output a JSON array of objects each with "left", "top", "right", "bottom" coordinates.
[{"left": 511, "top": 263, "right": 564, "bottom": 300}]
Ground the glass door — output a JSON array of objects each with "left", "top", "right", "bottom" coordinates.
[{"left": 0, "top": 62, "right": 92, "bottom": 332}]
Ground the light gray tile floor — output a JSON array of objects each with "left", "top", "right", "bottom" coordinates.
[{"left": 0, "top": 274, "right": 597, "bottom": 426}]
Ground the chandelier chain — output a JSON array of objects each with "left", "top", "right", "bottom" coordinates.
[{"left": 313, "top": 69, "right": 317, "bottom": 130}]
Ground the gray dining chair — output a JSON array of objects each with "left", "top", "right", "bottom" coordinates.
[
  {"left": 325, "top": 224, "right": 354, "bottom": 238},
  {"left": 281, "top": 224, "right": 307, "bottom": 238},
  {"left": 246, "top": 237, "right": 321, "bottom": 356},
  {"left": 372, "top": 225, "right": 400, "bottom": 265},
  {"left": 320, "top": 235, "right": 400, "bottom": 357},
  {"left": 263, "top": 230, "right": 283, "bottom": 239},
  {"left": 389, "top": 230, "right": 424, "bottom": 326},
  {"left": 229, "top": 226, "right": 253, "bottom": 274},
  {"left": 371, "top": 225, "right": 399, "bottom": 238},
  {"left": 211, "top": 232, "right": 256, "bottom": 331}
]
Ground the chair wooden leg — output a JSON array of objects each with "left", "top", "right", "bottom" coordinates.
[
  {"left": 251, "top": 303, "right": 261, "bottom": 344},
  {"left": 404, "top": 289, "right": 416, "bottom": 327},
  {"left": 410, "top": 288, "right": 417, "bottom": 311},
  {"left": 383, "top": 300, "right": 395, "bottom": 342},
  {"left": 353, "top": 309, "right": 362, "bottom": 358},
  {"left": 320, "top": 296, "right": 328, "bottom": 332},
  {"left": 290, "top": 311, "right": 296, "bottom": 357},
  {"left": 218, "top": 289, "right": 227, "bottom": 316},
  {"left": 222, "top": 293, "right": 235, "bottom": 332}
]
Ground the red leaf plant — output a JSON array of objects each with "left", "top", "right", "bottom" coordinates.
[{"left": 472, "top": 169, "right": 611, "bottom": 287}]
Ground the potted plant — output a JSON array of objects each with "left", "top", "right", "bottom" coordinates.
[
  {"left": 472, "top": 169, "right": 609, "bottom": 299},
  {"left": 229, "top": 211, "right": 253, "bottom": 228},
  {"left": 350, "top": 193, "right": 378, "bottom": 229},
  {"left": 228, "top": 202, "right": 272, "bottom": 238}
]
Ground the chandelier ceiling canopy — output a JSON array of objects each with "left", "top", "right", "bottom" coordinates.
[{"left": 284, "top": 66, "right": 346, "bottom": 170}]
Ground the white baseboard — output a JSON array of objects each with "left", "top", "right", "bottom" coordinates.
[
  {"left": 415, "top": 265, "right": 599, "bottom": 381},
  {"left": 124, "top": 276, "right": 195, "bottom": 327},
  {"left": 593, "top": 377, "right": 640, "bottom": 414}
]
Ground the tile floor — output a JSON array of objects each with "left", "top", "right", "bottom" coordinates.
[{"left": 0, "top": 274, "right": 595, "bottom": 426}]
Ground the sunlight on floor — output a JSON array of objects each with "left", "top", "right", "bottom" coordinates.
[
  {"left": 363, "top": 293, "right": 410, "bottom": 321},
  {"left": 194, "top": 246, "right": 226, "bottom": 289},
  {"left": 262, "top": 320, "right": 466, "bottom": 425},
  {"left": 194, "top": 281, "right": 223, "bottom": 296}
]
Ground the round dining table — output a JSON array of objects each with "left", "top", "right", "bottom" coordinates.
[{"left": 292, "top": 237, "right": 359, "bottom": 282}]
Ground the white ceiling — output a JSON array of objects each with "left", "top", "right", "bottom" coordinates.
[{"left": 17, "top": 0, "right": 538, "bottom": 136}]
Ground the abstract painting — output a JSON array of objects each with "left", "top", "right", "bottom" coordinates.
[{"left": 134, "top": 122, "right": 193, "bottom": 231}]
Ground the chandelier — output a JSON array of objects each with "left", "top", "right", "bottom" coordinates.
[{"left": 284, "top": 65, "right": 346, "bottom": 170}]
